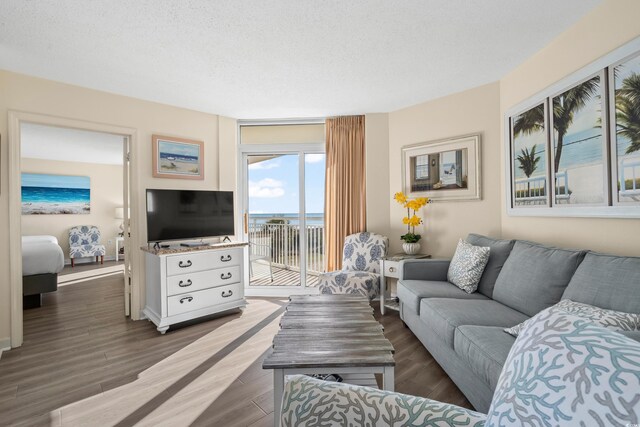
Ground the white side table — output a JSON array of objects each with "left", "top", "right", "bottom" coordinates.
[
  {"left": 380, "top": 253, "right": 431, "bottom": 315},
  {"left": 115, "top": 236, "right": 125, "bottom": 261}
]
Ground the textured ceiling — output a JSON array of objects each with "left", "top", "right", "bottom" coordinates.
[
  {"left": 21, "top": 123, "right": 124, "bottom": 165},
  {"left": 0, "top": 0, "right": 601, "bottom": 119}
]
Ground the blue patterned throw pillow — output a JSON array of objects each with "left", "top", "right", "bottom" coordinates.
[
  {"left": 447, "top": 239, "right": 490, "bottom": 293},
  {"left": 487, "top": 304, "right": 640, "bottom": 426},
  {"left": 504, "top": 298, "right": 640, "bottom": 337}
]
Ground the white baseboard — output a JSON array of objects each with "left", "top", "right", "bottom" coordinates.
[{"left": 0, "top": 337, "right": 11, "bottom": 359}]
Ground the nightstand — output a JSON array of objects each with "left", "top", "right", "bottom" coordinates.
[
  {"left": 380, "top": 253, "right": 431, "bottom": 315},
  {"left": 115, "top": 236, "right": 125, "bottom": 261}
]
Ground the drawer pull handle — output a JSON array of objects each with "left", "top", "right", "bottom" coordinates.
[
  {"left": 221, "top": 272, "right": 232, "bottom": 280},
  {"left": 178, "top": 279, "right": 192, "bottom": 287},
  {"left": 389, "top": 267, "right": 396, "bottom": 273},
  {"left": 178, "top": 260, "right": 193, "bottom": 268},
  {"left": 221, "top": 290, "right": 233, "bottom": 298},
  {"left": 220, "top": 255, "right": 232, "bottom": 262},
  {"left": 180, "top": 296, "right": 193, "bottom": 304}
]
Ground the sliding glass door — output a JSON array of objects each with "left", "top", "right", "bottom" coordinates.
[{"left": 241, "top": 147, "right": 325, "bottom": 295}]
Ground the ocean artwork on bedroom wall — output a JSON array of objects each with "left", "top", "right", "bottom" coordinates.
[
  {"left": 152, "top": 134, "right": 204, "bottom": 180},
  {"left": 21, "top": 173, "right": 90, "bottom": 215}
]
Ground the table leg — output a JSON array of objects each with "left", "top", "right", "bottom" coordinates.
[
  {"left": 380, "top": 260, "right": 386, "bottom": 315},
  {"left": 273, "top": 369, "right": 284, "bottom": 427},
  {"left": 382, "top": 366, "right": 394, "bottom": 391}
]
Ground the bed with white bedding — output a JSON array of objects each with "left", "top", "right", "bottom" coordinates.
[{"left": 22, "top": 235, "right": 64, "bottom": 308}]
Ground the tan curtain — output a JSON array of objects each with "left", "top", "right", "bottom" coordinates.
[{"left": 324, "top": 115, "right": 367, "bottom": 271}]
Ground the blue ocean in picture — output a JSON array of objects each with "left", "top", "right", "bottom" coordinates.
[
  {"left": 159, "top": 152, "right": 198, "bottom": 164},
  {"left": 22, "top": 173, "right": 91, "bottom": 215}
]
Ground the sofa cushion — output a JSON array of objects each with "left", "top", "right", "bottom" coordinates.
[
  {"left": 398, "top": 280, "right": 488, "bottom": 314},
  {"left": 466, "top": 234, "right": 515, "bottom": 298},
  {"left": 492, "top": 241, "right": 586, "bottom": 317},
  {"left": 447, "top": 239, "right": 490, "bottom": 293},
  {"left": 454, "top": 325, "right": 515, "bottom": 391},
  {"left": 562, "top": 251, "right": 640, "bottom": 313},
  {"left": 486, "top": 303, "right": 640, "bottom": 426},
  {"left": 420, "top": 298, "right": 529, "bottom": 348}
]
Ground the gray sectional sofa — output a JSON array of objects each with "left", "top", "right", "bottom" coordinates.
[{"left": 397, "top": 233, "right": 640, "bottom": 413}]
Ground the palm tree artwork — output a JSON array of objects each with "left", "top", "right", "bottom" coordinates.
[
  {"left": 516, "top": 144, "right": 541, "bottom": 197},
  {"left": 513, "top": 78, "right": 600, "bottom": 173},
  {"left": 616, "top": 72, "right": 640, "bottom": 154}
]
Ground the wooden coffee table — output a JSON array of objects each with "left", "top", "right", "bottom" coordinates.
[{"left": 262, "top": 294, "right": 395, "bottom": 425}]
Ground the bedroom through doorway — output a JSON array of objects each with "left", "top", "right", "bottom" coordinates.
[{"left": 8, "top": 115, "right": 136, "bottom": 348}]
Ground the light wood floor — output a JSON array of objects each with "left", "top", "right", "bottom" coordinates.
[{"left": 0, "top": 274, "right": 471, "bottom": 426}]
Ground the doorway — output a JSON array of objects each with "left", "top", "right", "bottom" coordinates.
[{"left": 7, "top": 111, "right": 138, "bottom": 348}]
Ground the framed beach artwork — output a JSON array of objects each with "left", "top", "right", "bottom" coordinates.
[
  {"left": 152, "top": 135, "right": 204, "bottom": 180},
  {"left": 550, "top": 73, "right": 608, "bottom": 207},
  {"left": 510, "top": 102, "right": 549, "bottom": 207},
  {"left": 402, "top": 134, "right": 481, "bottom": 201},
  {"left": 21, "top": 173, "right": 90, "bottom": 215},
  {"left": 610, "top": 52, "right": 640, "bottom": 205}
]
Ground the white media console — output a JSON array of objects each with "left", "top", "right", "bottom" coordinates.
[{"left": 142, "top": 242, "right": 248, "bottom": 334}]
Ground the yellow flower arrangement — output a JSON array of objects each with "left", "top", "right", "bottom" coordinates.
[{"left": 393, "top": 192, "right": 430, "bottom": 243}]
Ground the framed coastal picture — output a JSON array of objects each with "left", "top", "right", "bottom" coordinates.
[
  {"left": 550, "top": 72, "right": 608, "bottom": 207},
  {"left": 609, "top": 52, "right": 640, "bottom": 205},
  {"left": 152, "top": 135, "right": 204, "bottom": 180},
  {"left": 402, "top": 134, "right": 481, "bottom": 201},
  {"left": 21, "top": 173, "right": 90, "bottom": 215},
  {"left": 510, "top": 102, "right": 550, "bottom": 208}
]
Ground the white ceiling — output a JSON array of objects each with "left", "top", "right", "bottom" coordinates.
[
  {"left": 21, "top": 123, "right": 124, "bottom": 165},
  {"left": 1, "top": 0, "right": 601, "bottom": 119}
]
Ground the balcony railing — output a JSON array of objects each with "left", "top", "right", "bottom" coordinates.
[{"left": 248, "top": 215, "right": 325, "bottom": 275}]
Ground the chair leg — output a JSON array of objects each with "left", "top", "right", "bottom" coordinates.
[
  {"left": 71, "top": 258, "right": 74, "bottom": 268},
  {"left": 100, "top": 255, "right": 104, "bottom": 265},
  {"left": 269, "top": 259, "right": 274, "bottom": 282},
  {"left": 96, "top": 256, "right": 99, "bottom": 263},
  {"left": 249, "top": 261, "right": 253, "bottom": 278}
]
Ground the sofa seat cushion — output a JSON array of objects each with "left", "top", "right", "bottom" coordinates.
[
  {"left": 562, "top": 251, "right": 640, "bottom": 313},
  {"left": 420, "top": 298, "right": 529, "bottom": 348},
  {"left": 454, "top": 325, "right": 515, "bottom": 391},
  {"left": 492, "top": 241, "right": 586, "bottom": 317},
  {"left": 398, "top": 280, "right": 489, "bottom": 314}
]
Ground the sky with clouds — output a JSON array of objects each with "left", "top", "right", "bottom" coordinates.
[{"left": 248, "top": 154, "right": 325, "bottom": 214}]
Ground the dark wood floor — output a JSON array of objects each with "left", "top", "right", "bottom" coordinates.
[{"left": 0, "top": 274, "right": 471, "bottom": 426}]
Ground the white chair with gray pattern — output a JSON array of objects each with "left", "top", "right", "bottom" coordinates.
[{"left": 318, "top": 232, "right": 388, "bottom": 300}]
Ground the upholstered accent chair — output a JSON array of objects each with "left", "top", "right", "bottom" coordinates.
[
  {"left": 69, "top": 225, "right": 106, "bottom": 267},
  {"left": 318, "top": 232, "right": 388, "bottom": 299}
]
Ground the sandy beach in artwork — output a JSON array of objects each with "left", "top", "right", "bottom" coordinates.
[
  {"left": 159, "top": 158, "right": 200, "bottom": 175},
  {"left": 22, "top": 202, "right": 90, "bottom": 215}
]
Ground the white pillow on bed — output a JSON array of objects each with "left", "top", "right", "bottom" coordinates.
[{"left": 22, "top": 235, "right": 59, "bottom": 245}]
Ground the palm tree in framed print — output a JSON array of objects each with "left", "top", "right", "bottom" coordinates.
[
  {"left": 513, "top": 78, "right": 599, "bottom": 172},
  {"left": 516, "top": 144, "right": 541, "bottom": 197},
  {"left": 617, "top": 73, "right": 640, "bottom": 154}
]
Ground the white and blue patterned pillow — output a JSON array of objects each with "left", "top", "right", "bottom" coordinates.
[
  {"left": 487, "top": 304, "right": 640, "bottom": 426},
  {"left": 281, "top": 375, "right": 486, "bottom": 426},
  {"left": 504, "top": 299, "right": 640, "bottom": 337},
  {"left": 447, "top": 239, "right": 490, "bottom": 293}
]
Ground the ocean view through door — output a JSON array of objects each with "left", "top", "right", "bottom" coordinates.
[{"left": 243, "top": 151, "right": 326, "bottom": 292}]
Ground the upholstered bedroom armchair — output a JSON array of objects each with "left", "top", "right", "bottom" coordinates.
[
  {"left": 318, "top": 232, "right": 388, "bottom": 299},
  {"left": 69, "top": 225, "right": 106, "bottom": 267}
]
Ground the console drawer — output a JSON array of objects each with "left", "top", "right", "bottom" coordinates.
[
  {"left": 167, "top": 282, "right": 243, "bottom": 316},
  {"left": 166, "top": 266, "right": 241, "bottom": 296},
  {"left": 166, "top": 248, "right": 242, "bottom": 276}
]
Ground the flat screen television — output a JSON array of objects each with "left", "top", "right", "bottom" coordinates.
[{"left": 146, "top": 189, "right": 234, "bottom": 242}]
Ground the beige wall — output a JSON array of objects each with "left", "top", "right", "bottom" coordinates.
[
  {"left": 0, "top": 70, "right": 227, "bottom": 344},
  {"left": 499, "top": 0, "right": 640, "bottom": 255},
  {"left": 365, "top": 113, "right": 390, "bottom": 239},
  {"left": 388, "top": 82, "right": 502, "bottom": 258},
  {"left": 21, "top": 158, "right": 123, "bottom": 261}
]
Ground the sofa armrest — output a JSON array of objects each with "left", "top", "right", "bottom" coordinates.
[
  {"left": 281, "top": 375, "right": 486, "bottom": 426},
  {"left": 400, "top": 259, "right": 451, "bottom": 281}
]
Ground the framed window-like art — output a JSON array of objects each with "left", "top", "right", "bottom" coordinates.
[
  {"left": 505, "top": 35, "right": 640, "bottom": 218},
  {"left": 609, "top": 52, "right": 640, "bottom": 206},
  {"left": 402, "top": 134, "right": 481, "bottom": 201},
  {"left": 152, "top": 135, "right": 204, "bottom": 180}
]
